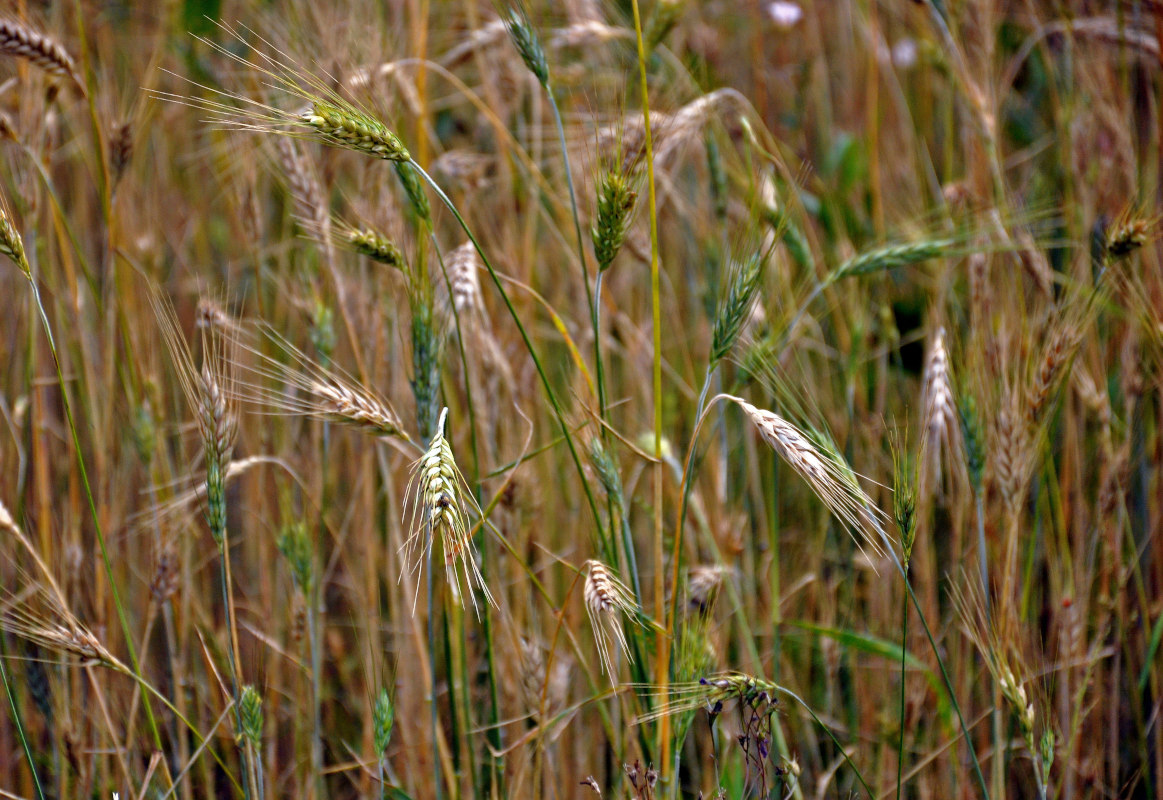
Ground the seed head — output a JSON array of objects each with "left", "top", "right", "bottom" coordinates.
[
  {"left": 583, "top": 559, "right": 639, "bottom": 678},
  {"left": 403, "top": 408, "right": 494, "bottom": 614}
]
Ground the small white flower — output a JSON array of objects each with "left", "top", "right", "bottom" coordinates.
[
  {"left": 766, "top": 1, "right": 803, "bottom": 29},
  {"left": 892, "top": 38, "right": 919, "bottom": 69}
]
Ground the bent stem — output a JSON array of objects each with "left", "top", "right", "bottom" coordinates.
[{"left": 410, "top": 162, "right": 607, "bottom": 552}]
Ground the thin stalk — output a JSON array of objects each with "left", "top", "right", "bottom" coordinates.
[
  {"left": 217, "top": 543, "right": 250, "bottom": 800},
  {"left": 546, "top": 91, "right": 608, "bottom": 421},
  {"left": 312, "top": 422, "right": 328, "bottom": 800},
  {"left": 0, "top": 637, "right": 45, "bottom": 800},
  {"left": 23, "top": 277, "right": 163, "bottom": 750},
  {"left": 625, "top": 0, "right": 667, "bottom": 778},
  {"left": 427, "top": 528, "right": 441, "bottom": 800},
  {"left": 903, "top": 576, "right": 991, "bottom": 799},
  {"left": 974, "top": 491, "right": 1001, "bottom": 800},
  {"left": 896, "top": 570, "right": 909, "bottom": 800},
  {"left": 411, "top": 164, "right": 605, "bottom": 537}
]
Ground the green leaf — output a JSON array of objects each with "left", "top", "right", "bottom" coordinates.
[{"left": 783, "top": 619, "right": 953, "bottom": 731}]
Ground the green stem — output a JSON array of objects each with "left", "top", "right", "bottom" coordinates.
[
  {"left": 0, "top": 637, "right": 45, "bottom": 800},
  {"left": 903, "top": 575, "right": 991, "bottom": 799},
  {"left": 896, "top": 568, "right": 909, "bottom": 800},
  {"left": 546, "top": 91, "right": 608, "bottom": 422},
  {"left": 24, "top": 277, "right": 163, "bottom": 750}
]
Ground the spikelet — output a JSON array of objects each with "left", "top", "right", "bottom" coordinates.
[
  {"left": 276, "top": 137, "right": 330, "bottom": 240},
  {"left": 583, "top": 559, "right": 639, "bottom": 678},
  {"left": 992, "top": 386, "right": 1031, "bottom": 516},
  {"left": 0, "top": 18, "right": 80, "bottom": 88},
  {"left": 503, "top": 11, "right": 550, "bottom": 88},
  {"left": 592, "top": 170, "right": 638, "bottom": 272},
  {"left": 335, "top": 219, "right": 406, "bottom": 270},
  {"left": 239, "top": 685, "right": 263, "bottom": 747},
  {"left": 724, "top": 395, "right": 887, "bottom": 558},
  {"left": 710, "top": 254, "right": 766, "bottom": 365},
  {"left": 373, "top": 688, "right": 394, "bottom": 755},
  {"left": 403, "top": 407, "right": 494, "bottom": 614}
]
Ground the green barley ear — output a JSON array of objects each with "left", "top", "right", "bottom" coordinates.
[
  {"left": 1040, "top": 728, "right": 1055, "bottom": 773},
  {"left": 344, "top": 222, "right": 407, "bottom": 270},
  {"left": 592, "top": 170, "right": 638, "bottom": 272},
  {"left": 832, "top": 238, "right": 955, "bottom": 282},
  {"left": 304, "top": 100, "right": 410, "bottom": 161},
  {"left": 503, "top": 11, "right": 549, "bottom": 89},
  {"left": 705, "top": 134, "right": 728, "bottom": 222},
  {"left": 373, "top": 688, "right": 394, "bottom": 755},
  {"left": 240, "top": 685, "right": 263, "bottom": 747},
  {"left": 645, "top": 0, "right": 685, "bottom": 51},
  {"left": 957, "top": 389, "right": 985, "bottom": 496},
  {"left": 395, "top": 161, "right": 431, "bottom": 226},
  {"left": 404, "top": 407, "right": 495, "bottom": 613},
  {"left": 277, "top": 521, "right": 313, "bottom": 594},
  {"left": 132, "top": 399, "right": 157, "bottom": 467},
  {"left": 710, "top": 253, "right": 766, "bottom": 366},
  {"left": 0, "top": 199, "right": 30, "bottom": 278},
  {"left": 891, "top": 442, "right": 917, "bottom": 567},
  {"left": 586, "top": 437, "right": 625, "bottom": 514}
]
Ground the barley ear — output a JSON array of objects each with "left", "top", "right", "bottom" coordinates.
[
  {"left": 0, "top": 18, "right": 82, "bottom": 89},
  {"left": 0, "top": 199, "right": 30, "bottom": 278}
]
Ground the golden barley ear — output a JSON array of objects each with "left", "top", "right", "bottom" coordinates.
[
  {"left": 0, "top": 18, "right": 83, "bottom": 91},
  {"left": 723, "top": 395, "right": 889, "bottom": 560},
  {"left": 583, "top": 559, "right": 639, "bottom": 678}
]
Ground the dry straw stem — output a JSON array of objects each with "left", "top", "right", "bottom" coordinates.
[
  {"left": 0, "top": 17, "right": 81, "bottom": 89},
  {"left": 403, "top": 407, "right": 494, "bottom": 614},
  {"left": 716, "top": 394, "right": 888, "bottom": 559},
  {"left": 583, "top": 559, "right": 639, "bottom": 678}
]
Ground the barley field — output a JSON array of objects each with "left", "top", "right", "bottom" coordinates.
[{"left": 0, "top": 1, "right": 1160, "bottom": 798}]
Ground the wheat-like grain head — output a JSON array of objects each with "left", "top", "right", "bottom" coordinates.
[
  {"left": 229, "top": 323, "right": 407, "bottom": 441},
  {"left": 922, "top": 326, "right": 955, "bottom": 443},
  {"left": 437, "top": 242, "right": 484, "bottom": 317},
  {"left": 0, "top": 18, "right": 81, "bottom": 89},
  {"left": 403, "top": 408, "right": 494, "bottom": 614},
  {"left": 723, "top": 395, "right": 888, "bottom": 559},
  {"left": 583, "top": 559, "right": 638, "bottom": 678}
]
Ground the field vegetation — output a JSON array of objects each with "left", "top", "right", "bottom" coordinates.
[{"left": 0, "top": 1, "right": 1160, "bottom": 798}]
